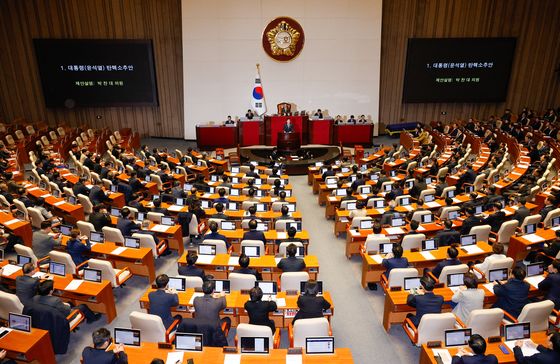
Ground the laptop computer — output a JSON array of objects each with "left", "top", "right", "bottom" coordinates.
[
  {"left": 198, "top": 244, "right": 216, "bottom": 256},
  {"left": 335, "top": 189, "right": 346, "bottom": 197},
  {"left": 379, "top": 243, "right": 394, "bottom": 255},
  {"left": 175, "top": 333, "right": 203, "bottom": 351},
  {"left": 488, "top": 268, "right": 508, "bottom": 282},
  {"left": 384, "top": 184, "right": 392, "bottom": 192},
  {"left": 255, "top": 203, "right": 266, "bottom": 212},
  {"left": 242, "top": 245, "right": 260, "bottom": 257},
  {"left": 124, "top": 237, "right": 140, "bottom": 249},
  {"left": 83, "top": 268, "right": 102, "bottom": 283},
  {"left": 175, "top": 198, "right": 184, "bottom": 206},
  {"left": 404, "top": 277, "right": 421, "bottom": 290},
  {"left": 374, "top": 200, "right": 384, "bottom": 208},
  {"left": 391, "top": 217, "right": 406, "bottom": 227},
  {"left": 220, "top": 221, "right": 236, "bottom": 231},
  {"left": 475, "top": 205, "right": 484, "bottom": 214},
  {"left": 287, "top": 221, "right": 302, "bottom": 232},
  {"left": 445, "top": 328, "right": 472, "bottom": 347},
  {"left": 446, "top": 190, "right": 456, "bottom": 198},
  {"left": 301, "top": 281, "right": 323, "bottom": 294},
  {"left": 67, "top": 196, "right": 77, "bottom": 205},
  {"left": 359, "top": 220, "right": 373, "bottom": 230},
  {"left": 305, "top": 337, "right": 335, "bottom": 355},
  {"left": 49, "top": 262, "right": 66, "bottom": 277},
  {"left": 211, "top": 279, "right": 230, "bottom": 293},
  {"left": 523, "top": 223, "right": 537, "bottom": 234},
  {"left": 167, "top": 276, "right": 186, "bottom": 291},
  {"left": 230, "top": 188, "right": 240, "bottom": 196},
  {"left": 231, "top": 166, "right": 240, "bottom": 174},
  {"left": 9, "top": 313, "right": 31, "bottom": 332},
  {"left": 464, "top": 185, "right": 474, "bottom": 193},
  {"left": 552, "top": 216, "right": 560, "bottom": 228},
  {"left": 227, "top": 202, "right": 238, "bottom": 211},
  {"left": 526, "top": 262, "right": 544, "bottom": 277},
  {"left": 255, "top": 281, "right": 278, "bottom": 299},
  {"left": 90, "top": 231, "right": 104, "bottom": 243},
  {"left": 110, "top": 207, "right": 120, "bottom": 217},
  {"left": 161, "top": 216, "right": 174, "bottom": 226},
  {"left": 460, "top": 234, "right": 476, "bottom": 246},
  {"left": 425, "top": 177, "right": 432, "bottom": 185},
  {"left": 256, "top": 222, "right": 268, "bottom": 231},
  {"left": 421, "top": 213, "right": 433, "bottom": 223},
  {"left": 114, "top": 328, "right": 141, "bottom": 346},
  {"left": 346, "top": 201, "right": 357, "bottom": 211},
  {"left": 361, "top": 186, "right": 372, "bottom": 194},
  {"left": 240, "top": 337, "right": 269, "bottom": 354},
  {"left": 16, "top": 254, "right": 31, "bottom": 267},
  {"left": 201, "top": 200, "right": 211, "bottom": 209},
  {"left": 285, "top": 203, "right": 296, "bottom": 213},
  {"left": 448, "top": 211, "right": 459, "bottom": 220},
  {"left": 110, "top": 184, "right": 118, "bottom": 193},
  {"left": 424, "top": 194, "right": 435, "bottom": 203},
  {"left": 447, "top": 273, "right": 465, "bottom": 287},
  {"left": 504, "top": 322, "right": 530, "bottom": 342},
  {"left": 59, "top": 224, "right": 73, "bottom": 236},
  {"left": 422, "top": 238, "right": 438, "bottom": 251}
]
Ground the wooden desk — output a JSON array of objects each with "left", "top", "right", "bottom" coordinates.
[
  {"left": 0, "top": 327, "right": 56, "bottom": 364},
  {"left": 419, "top": 331, "right": 548, "bottom": 364},
  {"left": 210, "top": 229, "right": 310, "bottom": 254},
  {"left": 177, "top": 253, "right": 319, "bottom": 281},
  {"left": 147, "top": 222, "right": 184, "bottom": 256},
  {"left": 0, "top": 211, "right": 32, "bottom": 247},
  {"left": 139, "top": 288, "right": 333, "bottom": 329},
  {"left": 123, "top": 343, "right": 353, "bottom": 363},
  {"left": 59, "top": 169, "right": 125, "bottom": 208},
  {"left": 25, "top": 184, "right": 85, "bottom": 224},
  {"left": 1, "top": 263, "right": 117, "bottom": 323},
  {"left": 196, "top": 125, "right": 238, "bottom": 150},
  {"left": 360, "top": 242, "right": 492, "bottom": 288},
  {"left": 507, "top": 227, "right": 556, "bottom": 261}
]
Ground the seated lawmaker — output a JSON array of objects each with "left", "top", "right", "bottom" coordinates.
[
  {"left": 451, "top": 334, "right": 498, "bottom": 364},
  {"left": 430, "top": 246, "right": 461, "bottom": 279},
  {"left": 277, "top": 243, "right": 306, "bottom": 272},
  {"left": 513, "top": 331, "right": 560, "bottom": 364},
  {"left": 148, "top": 274, "right": 181, "bottom": 329},
  {"left": 435, "top": 219, "right": 461, "bottom": 246},
  {"left": 82, "top": 328, "right": 128, "bottom": 364},
  {"left": 492, "top": 266, "right": 529, "bottom": 318},
  {"left": 178, "top": 252, "right": 206, "bottom": 281},
  {"left": 204, "top": 221, "right": 228, "bottom": 247},
  {"left": 381, "top": 244, "right": 409, "bottom": 278},
  {"left": 293, "top": 280, "right": 331, "bottom": 323},
  {"left": 243, "top": 219, "right": 266, "bottom": 244},
  {"left": 232, "top": 254, "right": 262, "bottom": 280},
  {"left": 538, "top": 260, "right": 560, "bottom": 310},
  {"left": 283, "top": 119, "right": 294, "bottom": 133},
  {"left": 244, "top": 286, "right": 277, "bottom": 332},
  {"left": 406, "top": 276, "right": 443, "bottom": 326}
]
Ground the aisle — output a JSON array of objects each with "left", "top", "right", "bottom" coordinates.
[{"left": 290, "top": 175, "right": 418, "bottom": 364}]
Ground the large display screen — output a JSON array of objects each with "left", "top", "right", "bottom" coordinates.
[
  {"left": 402, "top": 38, "right": 516, "bottom": 103},
  {"left": 33, "top": 39, "right": 158, "bottom": 107}
]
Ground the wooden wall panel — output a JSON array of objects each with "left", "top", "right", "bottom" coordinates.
[
  {"left": 0, "top": 0, "right": 183, "bottom": 138},
  {"left": 380, "top": 0, "right": 560, "bottom": 125}
]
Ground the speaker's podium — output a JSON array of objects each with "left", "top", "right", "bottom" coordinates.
[
  {"left": 265, "top": 115, "right": 309, "bottom": 147},
  {"left": 277, "top": 132, "right": 301, "bottom": 152}
]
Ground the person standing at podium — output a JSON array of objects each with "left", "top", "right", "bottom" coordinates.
[{"left": 283, "top": 119, "right": 294, "bottom": 133}]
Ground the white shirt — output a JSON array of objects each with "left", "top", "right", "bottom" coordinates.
[
  {"left": 474, "top": 253, "right": 507, "bottom": 276},
  {"left": 452, "top": 288, "right": 485, "bottom": 323}
]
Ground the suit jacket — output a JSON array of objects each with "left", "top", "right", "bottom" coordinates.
[
  {"left": 513, "top": 345, "right": 560, "bottom": 364},
  {"left": 435, "top": 229, "right": 461, "bottom": 246},
  {"left": 32, "top": 295, "right": 71, "bottom": 316},
  {"left": 512, "top": 206, "right": 531, "bottom": 226},
  {"left": 293, "top": 295, "right": 331, "bottom": 322},
  {"left": 381, "top": 257, "right": 409, "bottom": 277},
  {"left": 193, "top": 294, "right": 226, "bottom": 326},
  {"left": 72, "top": 183, "right": 89, "bottom": 197},
  {"left": 82, "top": 347, "right": 128, "bottom": 364},
  {"left": 410, "top": 182, "right": 427, "bottom": 199},
  {"left": 492, "top": 278, "right": 530, "bottom": 317},
  {"left": 178, "top": 265, "right": 206, "bottom": 281},
  {"left": 117, "top": 182, "right": 133, "bottom": 203},
  {"left": 435, "top": 182, "right": 448, "bottom": 197},
  {"left": 204, "top": 231, "right": 228, "bottom": 244},
  {"left": 129, "top": 177, "right": 143, "bottom": 192},
  {"left": 243, "top": 230, "right": 266, "bottom": 244},
  {"left": 23, "top": 302, "right": 70, "bottom": 355},
  {"left": 451, "top": 354, "right": 498, "bottom": 364},
  {"left": 89, "top": 212, "right": 112, "bottom": 232},
  {"left": 283, "top": 123, "right": 294, "bottom": 133},
  {"left": 461, "top": 169, "right": 476, "bottom": 184},
  {"left": 380, "top": 209, "right": 398, "bottom": 225},
  {"left": 67, "top": 238, "right": 91, "bottom": 265},
  {"left": 244, "top": 300, "right": 277, "bottom": 331},
  {"left": 117, "top": 218, "right": 139, "bottom": 237},
  {"left": 148, "top": 289, "right": 179, "bottom": 329},
  {"left": 483, "top": 211, "right": 507, "bottom": 233},
  {"left": 277, "top": 256, "right": 306, "bottom": 272},
  {"left": 89, "top": 185, "right": 107, "bottom": 205},
  {"left": 15, "top": 275, "right": 39, "bottom": 306},
  {"left": 32, "top": 231, "right": 60, "bottom": 259},
  {"left": 432, "top": 258, "right": 462, "bottom": 278},
  {"left": 538, "top": 273, "right": 560, "bottom": 309},
  {"left": 460, "top": 215, "right": 484, "bottom": 235},
  {"left": 540, "top": 205, "right": 555, "bottom": 221},
  {"left": 406, "top": 292, "right": 444, "bottom": 325}
]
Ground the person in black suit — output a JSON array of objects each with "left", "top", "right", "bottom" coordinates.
[
  {"left": 513, "top": 331, "right": 560, "bottom": 364},
  {"left": 89, "top": 180, "right": 109, "bottom": 205},
  {"left": 460, "top": 206, "right": 484, "bottom": 235},
  {"left": 116, "top": 178, "right": 133, "bottom": 204},
  {"left": 89, "top": 205, "right": 112, "bottom": 232},
  {"left": 538, "top": 260, "right": 560, "bottom": 309},
  {"left": 512, "top": 197, "right": 531, "bottom": 226},
  {"left": 321, "top": 165, "right": 335, "bottom": 181},
  {"left": 492, "top": 266, "right": 529, "bottom": 318},
  {"left": 72, "top": 176, "right": 90, "bottom": 197},
  {"left": 117, "top": 207, "right": 140, "bottom": 237},
  {"left": 148, "top": 274, "right": 181, "bottom": 329},
  {"left": 430, "top": 246, "right": 462, "bottom": 279},
  {"left": 293, "top": 280, "right": 331, "bottom": 323},
  {"left": 434, "top": 177, "right": 448, "bottom": 198},
  {"left": 211, "top": 203, "right": 228, "bottom": 220},
  {"left": 277, "top": 243, "right": 306, "bottom": 272},
  {"left": 406, "top": 276, "right": 444, "bottom": 327},
  {"left": 244, "top": 286, "right": 277, "bottom": 332},
  {"left": 232, "top": 254, "right": 262, "bottom": 281},
  {"left": 243, "top": 219, "right": 266, "bottom": 244},
  {"left": 128, "top": 171, "right": 143, "bottom": 192},
  {"left": 151, "top": 198, "right": 168, "bottom": 215},
  {"left": 457, "top": 164, "right": 476, "bottom": 189},
  {"left": 436, "top": 219, "right": 461, "bottom": 246},
  {"left": 409, "top": 176, "right": 427, "bottom": 199},
  {"left": 381, "top": 244, "right": 409, "bottom": 278},
  {"left": 245, "top": 164, "right": 259, "bottom": 178},
  {"left": 283, "top": 119, "right": 294, "bottom": 133},
  {"left": 82, "top": 327, "right": 128, "bottom": 364},
  {"left": 15, "top": 262, "right": 40, "bottom": 306},
  {"left": 203, "top": 221, "right": 228, "bottom": 247},
  {"left": 540, "top": 197, "right": 556, "bottom": 222},
  {"left": 178, "top": 252, "right": 206, "bottom": 281},
  {"left": 451, "top": 334, "right": 498, "bottom": 364},
  {"left": 33, "top": 280, "right": 100, "bottom": 323},
  {"left": 340, "top": 187, "right": 357, "bottom": 202},
  {"left": 483, "top": 203, "right": 507, "bottom": 233}
]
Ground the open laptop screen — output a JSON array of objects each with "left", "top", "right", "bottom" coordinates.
[
  {"left": 114, "top": 328, "right": 141, "bottom": 346},
  {"left": 445, "top": 328, "right": 471, "bottom": 347},
  {"left": 83, "top": 268, "right": 102, "bottom": 283},
  {"left": 175, "top": 333, "right": 203, "bottom": 351},
  {"left": 240, "top": 337, "right": 269, "bottom": 354},
  {"left": 9, "top": 313, "right": 31, "bottom": 332},
  {"left": 306, "top": 337, "right": 335, "bottom": 355},
  {"left": 504, "top": 322, "right": 530, "bottom": 341},
  {"left": 167, "top": 276, "right": 186, "bottom": 291}
]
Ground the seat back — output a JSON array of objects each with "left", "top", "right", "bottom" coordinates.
[
  {"left": 395, "top": 195, "right": 412, "bottom": 207},
  {"left": 387, "top": 268, "right": 418, "bottom": 288},
  {"left": 132, "top": 233, "right": 158, "bottom": 257},
  {"left": 466, "top": 308, "right": 503, "bottom": 338},
  {"left": 367, "top": 197, "right": 384, "bottom": 208},
  {"left": 351, "top": 216, "right": 372, "bottom": 229},
  {"left": 242, "top": 201, "right": 257, "bottom": 211},
  {"left": 520, "top": 214, "right": 542, "bottom": 230},
  {"left": 484, "top": 257, "right": 514, "bottom": 279},
  {"left": 436, "top": 167, "right": 449, "bottom": 180},
  {"left": 401, "top": 234, "right": 425, "bottom": 251},
  {"left": 14, "top": 244, "right": 38, "bottom": 265},
  {"left": 416, "top": 313, "right": 456, "bottom": 345},
  {"left": 473, "top": 174, "right": 486, "bottom": 191},
  {"left": 27, "top": 207, "right": 45, "bottom": 229},
  {"left": 229, "top": 272, "right": 256, "bottom": 291},
  {"left": 236, "top": 324, "right": 274, "bottom": 350},
  {"left": 543, "top": 208, "right": 560, "bottom": 227},
  {"left": 129, "top": 311, "right": 166, "bottom": 342},
  {"left": 147, "top": 212, "right": 164, "bottom": 223},
  {"left": 495, "top": 220, "right": 519, "bottom": 244},
  {"left": 280, "top": 272, "right": 309, "bottom": 291},
  {"left": 77, "top": 221, "right": 95, "bottom": 237},
  {"left": 439, "top": 206, "right": 460, "bottom": 219},
  {"left": 439, "top": 264, "right": 469, "bottom": 286},
  {"left": 77, "top": 194, "right": 93, "bottom": 214},
  {"left": 418, "top": 189, "right": 436, "bottom": 203},
  {"left": 271, "top": 202, "right": 287, "bottom": 212},
  {"left": 49, "top": 250, "right": 77, "bottom": 273},
  {"left": 202, "top": 239, "right": 228, "bottom": 254},
  {"left": 441, "top": 186, "right": 456, "bottom": 198},
  {"left": 0, "top": 291, "right": 24, "bottom": 320},
  {"left": 469, "top": 225, "right": 491, "bottom": 243},
  {"left": 176, "top": 275, "right": 203, "bottom": 289},
  {"left": 275, "top": 219, "right": 295, "bottom": 232},
  {"left": 13, "top": 199, "right": 29, "bottom": 220},
  {"left": 517, "top": 300, "right": 555, "bottom": 332},
  {"left": 293, "top": 317, "right": 330, "bottom": 348},
  {"left": 102, "top": 226, "right": 124, "bottom": 244},
  {"left": 278, "top": 241, "right": 304, "bottom": 256},
  {"left": 364, "top": 236, "right": 390, "bottom": 253},
  {"left": 240, "top": 240, "right": 266, "bottom": 257},
  {"left": 87, "top": 259, "right": 117, "bottom": 286}
]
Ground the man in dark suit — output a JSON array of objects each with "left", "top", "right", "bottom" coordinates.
[
  {"left": 277, "top": 243, "right": 306, "bottom": 272},
  {"left": 434, "top": 177, "right": 448, "bottom": 198},
  {"left": 148, "top": 274, "right": 180, "bottom": 329},
  {"left": 213, "top": 188, "right": 229, "bottom": 205},
  {"left": 115, "top": 178, "right": 133, "bottom": 204},
  {"left": 540, "top": 197, "right": 556, "bottom": 222},
  {"left": 89, "top": 180, "right": 109, "bottom": 205},
  {"left": 32, "top": 221, "right": 61, "bottom": 259},
  {"left": 435, "top": 219, "right": 461, "bottom": 246},
  {"left": 538, "top": 260, "right": 560, "bottom": 309},
  {"left": 380, "top": 201, "right": 399, "bottom": 226},
  {"left": 406, "top": 276, "right": 444, "bottom": 326},
  {"left": 211, "top": 203, "right": 228, "bottom": 220},
  {"left": 15, "top": 262, "right": 40, "bottom": 306},
  {"left": 321, "top": 165, "right": 335, "bottom": 181},
  {"left": 89, "top": 205, "right": 112, "bottom": 232},
  {"left": 483, "top": 186, "right": 503, "bottom": 210},
  {"left": 431, "top": 246, "right": 462, "bottom": 278},
  {"left": 460, "top": 207, "right": 484, "bottom": 235},
  {"left": 381, "top": 244, "right": 409, "bottom": 278},
  {"left": 340, "top": 187, "right": 357, "bottom": 202},
  {"left": 512, "top": 197, "right": 531, "bottom": 226},
  {"left": 243, "top": 219, "right": 266, "bottom": 244},
  {"left": 244, "top": 287, "right": 277, "bottom": 332},
  {"left": 33, "top": 280, "right": 100, "bottom": 323},
  {"left": 458, "top": 164, "right": 476, "bottom": 189},
  {"left": 178, "top": 252, "right": 206, "bottom": 281},
  {"left": 513, "top": 331, "right": 560, "bottom": 364},
  {"left": 82, "top": 328, "right": 128, "bottom": 364},
  {"left": 151, "top": 198, "right": 168, "bottom": 215},
  {"left": 203, "top": 221, "right": 228, "bottom": 247},
  {"left": 409, "top": 176, "right": 427, "bottom": 199},
  {"left": 128, "top": 171, "right": 143, "bottom": 192},
  {"left": 193, "top": 281, "right": 231, "bottom": 334},
  {"left": 451, "top": 334, "right": 498, "bottom": 364},
  {"left": 483, "top": 203, "right": 507, "bottom": 233},
  {"left": 245, "top": 164, "right": 259, "bottom": 178},
  {"left": 232, "top": 255, "right": 262, "bottom": 280},
  {"left": 116, "top": 208, "right": 140, "bottom": 237},
  {"left": 283, "top": 119, "right": 294, "bottom": 133},
  {"left": 72, "top": 176, "right": 90, "bottom": 197},
  {"left": 293, "top": 280, "right": 331, "bottom": 322},
  {"left": 492, "top": 266, "right": 529, "bottom": 317}
]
